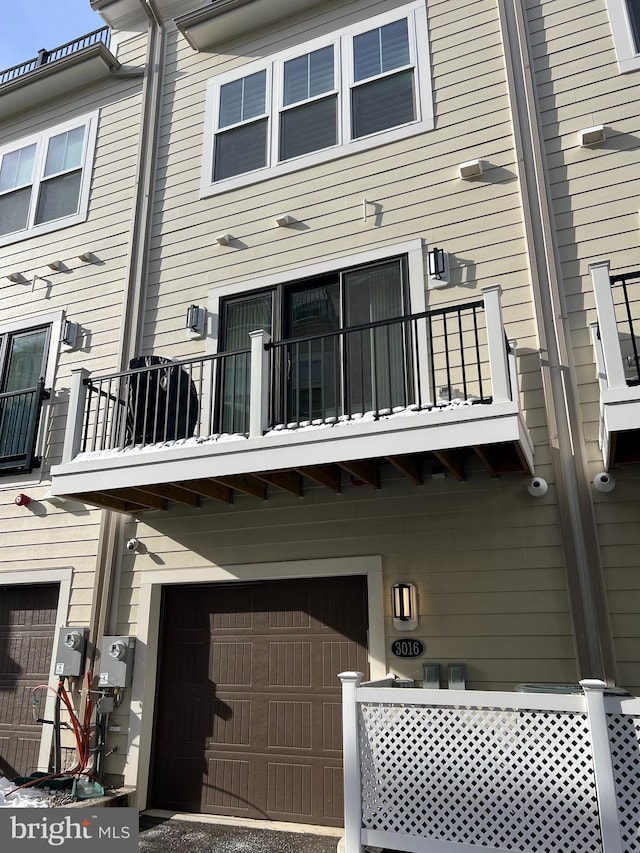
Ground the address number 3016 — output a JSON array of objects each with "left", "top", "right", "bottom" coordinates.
[{"left": 391, "top": 638, "right": 424, "bottom": 658}]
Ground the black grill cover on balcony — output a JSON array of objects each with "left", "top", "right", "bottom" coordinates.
[{"left": 127, "top": 356, "right": 199, "bottom": 445}]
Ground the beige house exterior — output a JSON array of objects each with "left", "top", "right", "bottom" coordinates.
[{"left": 1, "top": 0, "right": 639, "bottom": 829}]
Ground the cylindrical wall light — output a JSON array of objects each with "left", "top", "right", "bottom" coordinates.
[{"left": 392, "top": 582, "right": 418, "bottom": 631}]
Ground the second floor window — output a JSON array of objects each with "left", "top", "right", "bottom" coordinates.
[
  {"left": 203, "top": 1, "right": 432, "bottom": 194},
  {"left": 0, "top": 112, "right": 98, "bottom": 244}
]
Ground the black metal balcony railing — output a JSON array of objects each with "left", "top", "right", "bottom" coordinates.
[
  {"left": 80, "top": 302, "right": 500, "bottom": 456},
  {"left": 0, "top": 379, "right": 49, "bottom": 473},
  {"left": 0, "top": 27, "right": 111, "bottom": 85},
  {"left": 609, "top": 270, "right": 640, "bottom": 385}
]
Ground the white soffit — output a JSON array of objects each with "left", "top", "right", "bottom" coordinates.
[
  {"left": 176, "top": 0, "right": 325, "bottom": 50},
  {"left": 0, "top": 46, "right": 120, "bottom": 120}
]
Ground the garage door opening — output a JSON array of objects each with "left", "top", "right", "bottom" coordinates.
[{"left": 150, "top": 575, "right": 369, "bottom": 825}]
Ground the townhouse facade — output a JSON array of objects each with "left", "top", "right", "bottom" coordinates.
[{"left": 1, "top": 0, "right": 639, "bottom": 830}]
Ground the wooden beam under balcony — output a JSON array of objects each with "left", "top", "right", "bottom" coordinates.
[
  {"left": 255, "top": 471, "right": 304, "bottom": 497},
  {"left": 74, "top": 492, "right": 150, "bottom": 514},
  {"left": 137, "top": 484, "right": 201, "bottom": 508},
  {"left": 433, "top": 450, "right": 465, "bottom": 481},
  {"left": 213, "top": 474, "right": 267, "bottom": 500},
  {"left": 386, "top": 454, "right": 423, "bottom": 485},
  {"left": 177, "top": 479, "right": 233, "bottom": 504},
  {"left": 295, "top": 465, "right": 342, "bottom": 493},
  {"left": 338, "top": 460, "right": 380, "bottom": 489}
]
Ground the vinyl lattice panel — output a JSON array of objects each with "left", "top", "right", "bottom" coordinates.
[
  {"left": 608, "top": 713, "right": 640, "bottom": 852},
  {"left": 359, "top": 703, "right": 603, "bottom": 852}
]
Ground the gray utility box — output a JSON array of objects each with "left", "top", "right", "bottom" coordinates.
[
  {"left": 98, "top": 636, "right": 136, "bottom": 688},
  {"left": 54, "top": 627, "right": 87, "bottom": 677}
]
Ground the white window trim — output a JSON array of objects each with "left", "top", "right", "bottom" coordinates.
[
  {"left": 206, "top": 238, "right": 427, "bottom": 354},
  {"left": 608, "top": 0, "right": 640, "bottom": 72},
  {"left": 201, "top": 1, "right": 433, "bottom": 197},
  {"left": 0, "top": 111, "right": 99, "bottom": 247}
]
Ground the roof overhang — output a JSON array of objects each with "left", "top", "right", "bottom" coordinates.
[
  {"left": 175, "top": 0, "right": 325, "bottom": 50},
  {"left": 0, "top": 44, "right": 121, "bottom": 120}
]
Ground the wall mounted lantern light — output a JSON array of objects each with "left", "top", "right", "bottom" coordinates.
[
  {"left": 428, "top": 247, "right": 450, "bottom": 288},
  {"left": 186, "top": 304, "right": 206, "bottom": 339},
  {"left": 61, "top": 320, "right": 79, "bottom": 351},
  {"left": 392, "top": 582, "right": 418, "bottom": 631}
]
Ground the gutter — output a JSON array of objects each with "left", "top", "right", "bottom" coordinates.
[{"left": 497, "top": 1, "right": 617, "bottom": 682}]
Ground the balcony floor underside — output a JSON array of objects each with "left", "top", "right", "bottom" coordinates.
[{"left": 65, "top": 439, "right": 531, "bottom": 514}]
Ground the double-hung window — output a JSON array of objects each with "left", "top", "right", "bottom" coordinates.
[
  {"left": 203, "top": 1, "right": 432, "bottom": 194},
  {"left": 608, "top": 0, "right": 640, "bottom": 71},
  {"left": 0, "top": 112, "right": 98, "bottom": 245}
]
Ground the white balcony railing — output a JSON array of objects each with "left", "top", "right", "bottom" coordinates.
[{"left": 340, "top": 673, "right": 639, "bottom": 853}]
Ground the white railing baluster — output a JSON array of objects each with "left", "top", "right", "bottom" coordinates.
[
  {"left": 581, "top": 679, "right": 624, "bottom": 853},
  {"left": 62, "top": 368, "right": 90, "bottom": 463},
  {"left": 482, "top": 285, "right": 511, "bottom": 403},
  {"left": 249, "top": 329, "right": 271, "bottom": 439},
  {"left": 339, "top": 671, "right": 364, "bottom": 853}
]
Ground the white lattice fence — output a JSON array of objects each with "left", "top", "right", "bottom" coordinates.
[{"left": 340, "top": 675, "right": 640, "bottom": 853}]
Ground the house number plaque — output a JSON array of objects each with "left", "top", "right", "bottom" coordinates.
[{"left": 391, "top": 639, "right": 424, "bottom": 658}]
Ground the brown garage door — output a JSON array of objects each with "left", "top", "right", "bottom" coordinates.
[
  {"left": 0, "top": 583, "right": 59, "bottom": 779},
  {"left": 150, "top": 575, "right": 369, "bottom": 825}
]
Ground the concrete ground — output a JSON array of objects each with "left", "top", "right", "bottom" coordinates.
[{"left": 139, "top": 811, "right": 345, "bottom": 853}]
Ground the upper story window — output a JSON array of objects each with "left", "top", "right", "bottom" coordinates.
[
  {"left": 202, "top": 1, "right": 432, "bottom": 195},
  {"left": 608, "top": 0, "right": 640, "bottom": 71},
  {"left": 0, "top": 112, "right": 98, "bottom": 246}
]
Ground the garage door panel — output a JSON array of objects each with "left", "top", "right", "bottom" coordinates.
[
  {"left": 151, "top": 576, "right": 368, "bottom": 825},
  {"left": 0, "top": 583, "right": 58, "bottom": 779}
]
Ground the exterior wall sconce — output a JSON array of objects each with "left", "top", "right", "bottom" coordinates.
[
  {"left": 6, "top": 272, "right": 23, "bottom": 283},
  {"left": 392, "top": 582, "right": 418, "bottom": 631},
  {"left": 579, "top": 125, "right": 606, "bottom": 147},
  {"left": 459, "top": 159, "right": 484, "bottom": 179},
  {"left": 77, "top": 251, "right": 95, "bottom": 263},
  {"left": 593, "top": 471, "right": 615, "bottom": 493},
  {"left": 275, "top": 214, "right": 293, "bottom": 227},
  {"left": 428, "top": 247, "right": 450, "bottom": 288},
  {"left": 61, "top": 320, "right": 79, "bottom": 350},
  {"left": 47, "top": 260, "right": 64, "bottom": 271},
  {"left": 186, "top": 304, "right": 206, "bottom": 339},
  {"left": 215, "top": 233, "right": 232, "bottom": 246}
]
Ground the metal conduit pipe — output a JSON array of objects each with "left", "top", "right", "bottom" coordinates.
[{"left": 497, "top": 0, "right": 617, "bottom": 682}]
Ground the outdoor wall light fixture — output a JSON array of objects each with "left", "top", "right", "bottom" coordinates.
[
  {"left": 579, "top": 125, "right": 606, "bottom": 147},
  {"left": 186, "top": 304, "right": 206, "bottom": 339},
  {"left": 215, "top": 233, "right": 232, "bottom": 246},
  {"left": 593, "top": 471, "right": 616, "bottom": 493},
  {"left": 47, "top": 260, "right": 64, "bottom": 271},
  {"left": 61, "top": 320, "right": 79, "bottom": 350},
  {"left": 458, "top": 159, "right": 484, "bottom": 179},
  {"left": 275, "top": 214, "right": 293, "bottom": 227},
  {"left": 6, "top": 272, "right": 23, "bottom": 283},
  {"left": 392, "top": 582, "right": 418, "bottom": 631},
  {"left": 428, "top": 247, "right": 450, "bottom": 287},
  {"left": 77, "top": 251, "right": 95, "bottom": 263}
]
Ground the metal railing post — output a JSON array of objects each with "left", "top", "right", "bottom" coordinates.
[
  {"left": 249, "top": 330, "right": 271, "bottom": 439},
  {"left": 580, "top": 679, "right": 623, "bottom": 853},
  {"left": 590, "top": 260, "right": 628, "bottom": 391},
  {"left": 62, "top": 368, "right": 90, "bottom": 463},
  {"left": 482, "top": 284, "right": 511, "bottom": 402},
  {"left": 339, "top": 671, "right": 364, "bottom": 853}
]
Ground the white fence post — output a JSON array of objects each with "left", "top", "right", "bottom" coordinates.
[
  {"left": 581, "top": 679, "right": 623, "bottom": 853},
  {"left": 339, "top": 671, "right": 363, "bottom": 853},
  {"left": 62, "top": 368, "right": 90, "bottom": 463},
  {"left": 590, "top": 260, "right": 627, "bottom": 391},
  {"left": 249, "top": 329, "right": 271, "bottom": 439},
  {"left": 482, "top": 285, "right": 511, "bottom": 403}
]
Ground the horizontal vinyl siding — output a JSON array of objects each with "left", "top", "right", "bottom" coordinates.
[
  {"left": 527, "top": 0, "right": 640, "bottom": 695},
  {"left": 0, "top": 34, "right": 146, "bottom": 627}
]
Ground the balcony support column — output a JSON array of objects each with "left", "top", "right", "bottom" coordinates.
[
  {"left": 590, "top": 260, "right": 627, "bottom": 391},
  {"left": 249, "top": 329, "right": 271, "bottom": 439},
  {"left": 62, "top": 368, "right": 90, "bottom": 464},
  {"left": 482, "top": 285, "right": 511, "bottom": 403}
]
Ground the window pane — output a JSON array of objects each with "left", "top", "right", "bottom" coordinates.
[
  {"left": 0, "top": 186, "right": 31, "bottom": 235},
  {"left": 352, "top": 69, "right": 415, "bottom": 138},
  {"left": 283, "top": 46, "right": 334, "bottom": 106},
  {"left": 353, "top": 19, "right": 409, "bottom": 82},
  {"left": 629, "top": 0, "right": 640, "bottom": 52},
  {"left": 44, "top": 126, "right": 85, "bottom": 176},
  {"left": 0, "top": 144, "right": 36, "bottom": 192},
  {"left": 3, "top": 329, "right": 48, "bottom": 392},
  {"left": 35, "top": 170, "right": 82, "bottom": 223},
  {"left": 214, "top": 119, "right": 268, "bottom": 180},
  {"left": 280, "top": 96, "right": 337, "bottom": 160},
  {"left": 219, "top": 71, "right": 266, "bottom": 128}
]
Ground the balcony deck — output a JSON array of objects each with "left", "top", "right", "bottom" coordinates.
[{"left": 50, "top": 289, "right": 534, "bottom": 513}]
